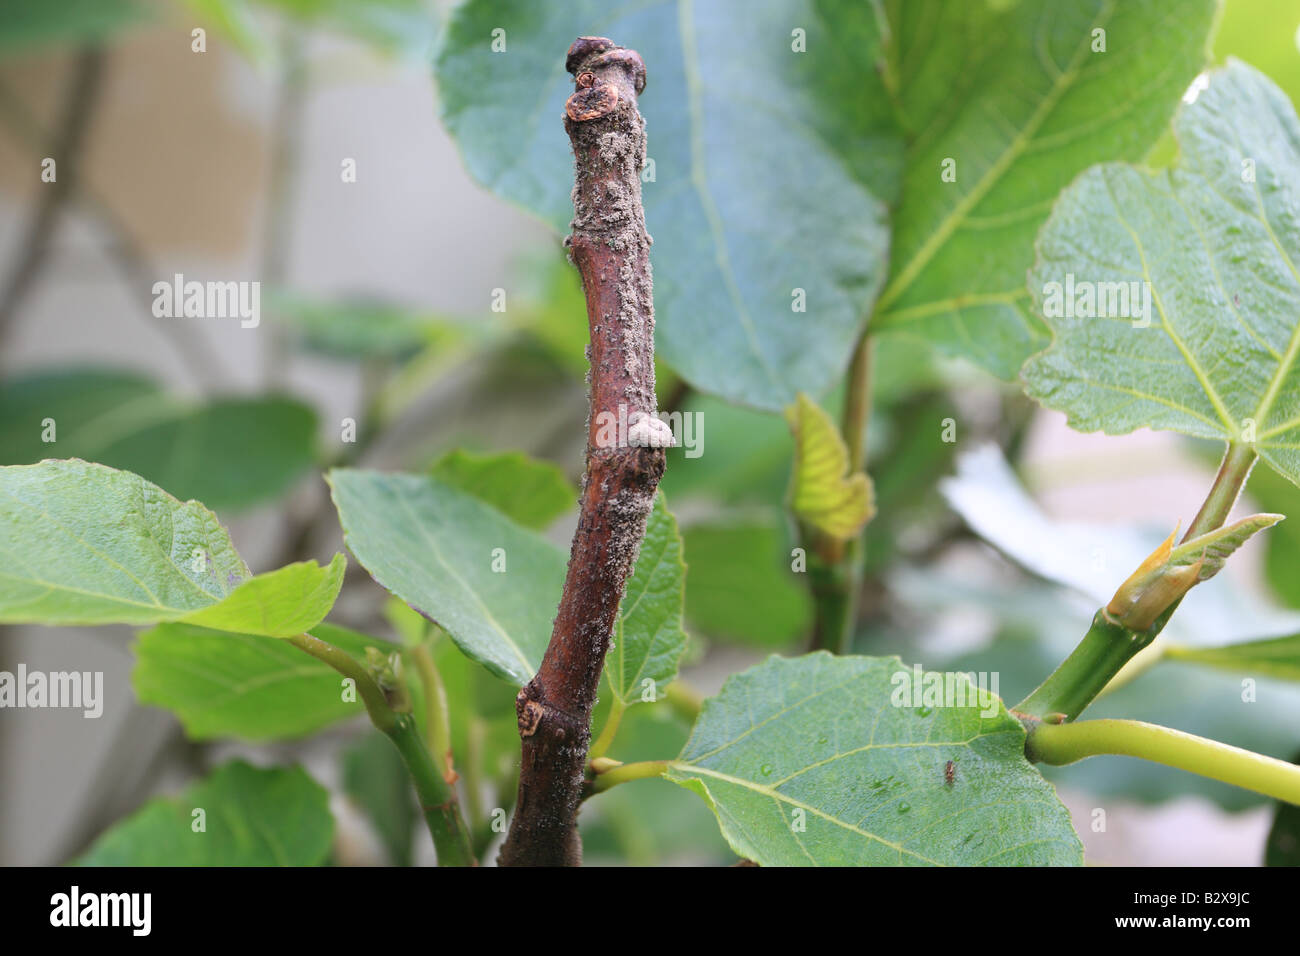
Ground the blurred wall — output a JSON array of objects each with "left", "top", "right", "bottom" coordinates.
[{"left": 0, "top": 8, "right": 549, "bottom": 865}]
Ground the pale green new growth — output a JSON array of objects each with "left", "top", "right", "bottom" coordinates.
[
  {"left": 1170, "top": 513, "right": 1286, "bottom": 580},
  {"left": 180, "top": 554, "right": 345, "bottom": 637},
  {"left": 786, "top": 393, "right": 875, "bottom": 541}
]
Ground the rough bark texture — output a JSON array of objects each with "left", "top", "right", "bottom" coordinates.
[{"left": 497, "top": 37, "right": 665, "bottom": 867}]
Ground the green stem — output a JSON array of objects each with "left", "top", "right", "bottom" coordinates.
[
  {"left": 589, "top": 696, "right": 626, "bottom": 761},
  {"left": 587, "top": 760, "right": 670, "bottom": 795},
  {"left": 842, "top": 333, "right": 874, "bottom": 474},
  {"left": 807, "top": 549, "right": 856, "bottom": 654},
  {"left": 412, "top": 643, "right": 454, "bottom": 783},
  {"left": 1183, "top": 440, "right": 1257, "bottom": 541},
  {"left": 1027, "top": 718, "right": 1300, "bottom": 806},
  {"left": 289, "top": 633, "right": 393, "bottom": 728},
  {"left": 664, "top": 679, "right": 702, "bottom": 722},
  {"left": 1017, "top": 439, "right": 1258, "bottom": 721},
  {"left": 1015, "top": 610, "right": 1154, "bottom": 721},
  {"left": 289, "top": 633, "right": 475, "bottom": 866},
  {"left": 807, "top": 331, "right": 874, "bottom": 654},
  {"left": 385, "top": 712, "right": 476, "bottom": 866}
]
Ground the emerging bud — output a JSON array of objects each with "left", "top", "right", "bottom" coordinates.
[
  {"left": 365, "top": 647, "right": 410, "bottom": 711},
  {"left": 1106, "top": 513, "right": 1284, "bottom": 631},
  {"left": 1106, "top": 536, "right": 1203, "bottom": 631}
]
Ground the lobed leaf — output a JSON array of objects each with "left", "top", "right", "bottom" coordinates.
[
  {"left": 874, "top": 0, "right": 1216, "bottom": 378},
  {"left": 1024, "top": 62, "right": 1300, "bottom": 488}
]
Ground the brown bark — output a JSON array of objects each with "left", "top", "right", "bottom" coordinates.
[{"left": 497, "top": 37, "right": 665, "bottom": 867}]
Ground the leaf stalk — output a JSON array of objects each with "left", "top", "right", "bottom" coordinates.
[
  {"left": 289, "top": 633, "right": 475, "bottom": 866},
  {"left": 1027, "top": 718, "right": 1300, "bottom": 806}
]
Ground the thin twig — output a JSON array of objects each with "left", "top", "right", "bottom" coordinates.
[
  {"left": 0, "top": 64, "right": 226, "bottom": 386},
  {"left": 497, "top": 36, "right": 665, "bottom": 867},
  {"left": 808, "top": 330, "right": 873, "bottom": 653},
  {"left": 289, "top": 632, "right": 475, "bottom": 866},
  {"left": 259, "top": 29, "right": 307, "bottom": 388},
  {"left": 0, "top": 47, "right": 104, "bottom": 346}
]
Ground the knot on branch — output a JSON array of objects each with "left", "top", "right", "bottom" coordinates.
[
  {"left": 515, "top": 683, "right": 587, "bottom": 742},
  {"left": 564, "top": 36, "right": 646, "bottom": 123}
]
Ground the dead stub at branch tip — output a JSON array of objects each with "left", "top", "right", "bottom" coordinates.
[{"left": 564, "top": 35, "right": 646, "bottom": 123}]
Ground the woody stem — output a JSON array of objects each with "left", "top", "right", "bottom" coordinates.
[{"left": 497, "top": 36, "right": 663, "bottom": 868}]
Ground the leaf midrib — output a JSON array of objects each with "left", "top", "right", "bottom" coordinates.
[
  {"left": 676, "top": 0, "right": 785, "bottom": 395},
  {"left": 392, "top": 488, "right": 534, "bottom": 679},
  {"left": 876, "top": 0, "right": 1117, "bottom": 316},
  {"left": 669, "top": 762, "right": 943, "bottom": 865},
  {"left": 0, "top": 477, "right": 225, "bottom": 611}
]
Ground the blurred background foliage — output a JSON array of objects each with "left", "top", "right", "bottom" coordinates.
[{"left": 1, "top": 0, "right": 1299, "bottom": 866}]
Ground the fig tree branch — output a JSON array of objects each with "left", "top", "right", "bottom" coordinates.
[{"left": 498, "top": 36, "right": 666, "bottom": 867}]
